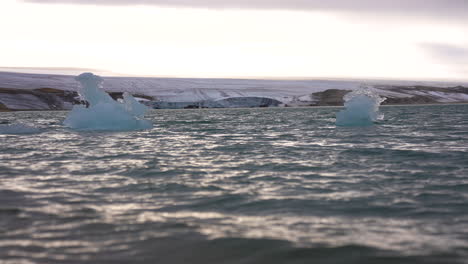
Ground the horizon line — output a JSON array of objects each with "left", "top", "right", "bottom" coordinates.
[{"left": 1, "top": 67, "right": 467, "bottom": 83}]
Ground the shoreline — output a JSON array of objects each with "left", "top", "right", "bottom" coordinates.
[
  {"left": 2, "top": 84, "right": 468, "bottom": 111},
  {"left": 2, "top": 101, "right": 468, "bottom": 113}
]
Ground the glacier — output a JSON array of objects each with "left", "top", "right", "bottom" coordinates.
[{"left": 1, "top": 71, "right": 468, "bottom": 111}]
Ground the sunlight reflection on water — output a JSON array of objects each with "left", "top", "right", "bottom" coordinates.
[{"left": 1, "top": 105, "right": 468, "bottom": 263}]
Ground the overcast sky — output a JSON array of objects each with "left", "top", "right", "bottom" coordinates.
[
  {"left": 22, "top": 0, "right": 468, "bottom": 15},
  {"left": 0, "top": 0, "right": 466, "bottom": 80}
]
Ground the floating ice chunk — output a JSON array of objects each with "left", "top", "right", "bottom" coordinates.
[
  {"left": 0, "top": 124, "right": 41, "bottom": 134},
  {"left": 123, "top": 92, "right": 147, "bottom": 118},
  {"left": 63, "top": 73, "right": 152, "bottom": 131},
  {"left": 336, "top": 87, "right": 386, "bottom": 127},
  {"left": 73, "top": 73, "right": 113, "bottom": 106}
]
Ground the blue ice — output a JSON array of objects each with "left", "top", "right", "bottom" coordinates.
[
  {"left": 336, "top": 88, "right": 386, "bottom": 126},
  {"left": 63, "top": 73, "right": 152, "bottom": 131}
]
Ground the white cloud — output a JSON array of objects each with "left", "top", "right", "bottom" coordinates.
[
  {"left": 422, "top": 43, "right": 468, "bottom": 64},
  {"left": 23, "top": 0, "right": 468, "bottom": 20},
  {"left": 422, "top": 43, "right": 468, "bottom": 76},
  {"left": 4, "top": 0, "right": 466, "bottom": 79}
]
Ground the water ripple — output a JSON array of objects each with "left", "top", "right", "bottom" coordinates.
[{"left": 1, "top": 105, "right": 468, "bottom": 263}]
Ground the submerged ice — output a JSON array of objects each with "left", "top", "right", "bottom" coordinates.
[
  {"left": 63, "top": 73, "right": 152, "bottom": 131},
  {"left": 336, "top": 87, "right": 386, "bottom": 126}
]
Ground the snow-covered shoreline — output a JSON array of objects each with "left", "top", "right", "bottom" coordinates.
[{"left": 1, "top": 71, "right": 468, "bottom": 111}]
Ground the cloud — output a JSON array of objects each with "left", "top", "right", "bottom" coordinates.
[
  {"left": 422, "top": 43, "right": 468, "bottom": 76},
  {"left": 22, "top": 0, "right": 468, "bottom": 19},
  {"left": 422, "top": 43, "right": 468, "bottom": 65}
]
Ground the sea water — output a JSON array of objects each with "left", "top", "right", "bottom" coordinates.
[{"left": 1, "top": 105, "right": 468, "bottom": 263}]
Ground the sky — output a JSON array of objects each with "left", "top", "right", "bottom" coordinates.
[{"left": 0, "top": 0, "right": 467, "bottom": 80}]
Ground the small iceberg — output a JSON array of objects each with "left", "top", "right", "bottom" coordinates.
[
  {"left": 336, "top": 87, "right": 386, "bottom": 127},
  {"left": 63, "top": 73, "right": 152, "bottom": 131}
]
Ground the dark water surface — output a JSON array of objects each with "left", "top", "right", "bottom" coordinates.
[{"left": 1, "top": 105, "right": 468, "bottom": 263}]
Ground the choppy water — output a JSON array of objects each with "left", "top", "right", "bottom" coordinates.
[{"left": 1, "top": 105, "right": 468, "bottom": 264}]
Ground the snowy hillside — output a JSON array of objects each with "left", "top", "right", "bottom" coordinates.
[
  {"left": 0, "top": 71, "right": 364, "bottom": 102},
  {"left": 1, "top": 71, "right": 468, "bottom": 110}
]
